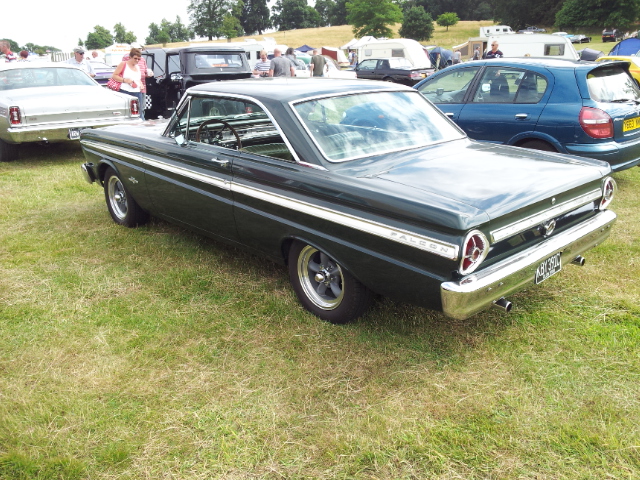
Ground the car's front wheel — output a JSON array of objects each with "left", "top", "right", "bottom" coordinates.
[
  {"left": 103, "top": 167, "right": 149, "bottom": 228},
  {"left": 288, "top": 242, "right": 373, "bottom": 324},
  {"left": 0, "top": 139, "right": 18, "bottom": 162}
]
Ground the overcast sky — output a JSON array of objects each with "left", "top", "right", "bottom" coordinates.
[{"left": 3, "top": 0, "right": 192, "bottom": 51}]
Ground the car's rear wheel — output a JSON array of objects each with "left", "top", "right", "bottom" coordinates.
[
  {"left": 519, "top": 139, "right": 557, "bottom": 152},
  {"left": 288, "top": 242, "right": 373, "bottom": 324},
  {"left": 103, "top": 167, "right": 149, "bottom": 228},
  {"left": 383, "top": 77, "right": 395, "bottom": 82},
  {"left": 0, "top": 139, "right": 18, "bottom": 162}
]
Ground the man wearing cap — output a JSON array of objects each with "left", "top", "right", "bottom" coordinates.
[
  {"left": 122, "top": 43, "right": 153, "bottom": 120},
  {"left": 66, "top": 47, "right": 95, "bottom": 77}
]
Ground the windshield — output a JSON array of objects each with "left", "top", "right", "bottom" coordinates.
[
  {"left": 587, "top": 66, "right": 640, "bottom": 102},
  {"left": 0, "top": 67, "right": 96, "bottom": 90},
  {"left": 293, "top": 90, "right": 464, "bottom": 162}
]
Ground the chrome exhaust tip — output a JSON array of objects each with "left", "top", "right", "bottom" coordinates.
[
  {"left": 492, "top": 297, "right": 513, "bottom": 313},
  {"left": 571, "top": 255, "right": 586, "bottom": 267}
]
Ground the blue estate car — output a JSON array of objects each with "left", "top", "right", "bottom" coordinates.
[{"left": 414, "top": 58, "right": 640, "bottom": 171}]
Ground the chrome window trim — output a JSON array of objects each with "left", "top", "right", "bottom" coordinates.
[
  {"left": 162, "top": 91, "right": 304, "bottom": 165},
  {"left": 490, "top": 189, "right": 601, "bottom": 242},
  {"left": 289, "top": 89, "right": 466, "bottom": 163},
  {"left": 80, "top": 139, "right": 458, "bottom": 259}
]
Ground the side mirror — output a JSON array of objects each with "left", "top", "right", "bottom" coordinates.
[
  {"left": 170, "top": 73, "right": 183, "bottom": 82},
  {"left": 436, "top": 88, "right": 444, "bottom": 96}
]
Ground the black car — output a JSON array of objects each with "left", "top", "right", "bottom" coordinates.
[
  {"left": 142, "top": 45, "right": 252, "bottom": 118},
  {"left": 79, "top": 79, "right": 616, "bottom": 323},
  {"left": 353, "top": 58, "right": 433, "bottom": 85},
  {"left": 602, "top": 29, "right": 623, "bottom": 42}
]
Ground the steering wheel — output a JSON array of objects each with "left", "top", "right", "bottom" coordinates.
[{"left": 195, "top": 119, "right": 242, "bottom": 149}]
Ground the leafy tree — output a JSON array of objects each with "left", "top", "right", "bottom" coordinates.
[
  {"left": 436, "top": 11, "right": 459, "bottom": 30},
  {"left": 85, "top": 26, "right": 113, "bottom": 50},
  {"left": 113, "top": 23, "right": 137, "bottom": 44},
  {"left": 78, "top": 38, "right": 84, "bottom": 47},
  {"left": 157, "top": 31, "right": 171, "bottom": 46},
  {"left": 329, "top": 0, "right": 349, "bottom": 25},
  {"left": 492, "top": 0, "right": 562, "bottom": 30},
  {"left": 346, "top": 0, "right": 403, "bottom": 38},
  {"left": 272, "top": 0, "right": 320, "bottom": 30},
  {"left": 399, "top": 7, "right": 434, "bottom": 41},
  {"left": 556, "top": 0, "right": 640, "bottom": 32},
  {"left": 1, "top": 39, "right": 19, "bottom": 53},
  {"left": 147, "top": 17, "right": 193, "bottom": 44},
  {"left": 188, "top": 0, "right": 231, "bottom": 40},
  {"left": 221, "top": 13, "right": 243, "bottom": 39},
  {"left": 241, "top": 0, "right": 271, "bottom": 34},
  {"left": 314, "top": 0, "right": 335, "bottom": 26}
]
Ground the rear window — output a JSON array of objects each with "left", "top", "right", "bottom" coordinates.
[
  {"left": 194, "top": 53, "right": 245, "bottom": 69},
  {"left": 587, "top": 66, "right": 640, "bottom": 102}
]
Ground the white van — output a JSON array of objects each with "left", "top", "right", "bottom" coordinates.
[
  {"left": 356, "top": 38, "right": 431, "bottom": 69},
  {"left": 487, "top": 34, "right": 579, "bottom": 60},
  {"left": 480, "top": 25, "right": 515, "bottom": 37}
]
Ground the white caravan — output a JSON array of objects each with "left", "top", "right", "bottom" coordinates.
[
  {"left": 356, "top": 38, "right": 431, "bottom": 69},
  {"left": 479, "top": 25, "right": 515, "bottom": 37},
  {"left": 487, "top": 34, "right": 580, "bottom": 60}
]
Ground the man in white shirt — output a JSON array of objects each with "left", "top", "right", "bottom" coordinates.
[{"left": 66, "top": 47, "right": 95, "bottom": 77}]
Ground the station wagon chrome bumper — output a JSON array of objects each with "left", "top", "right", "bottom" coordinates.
[
  {"left": 4, "top": 118, "right": 141, "bottom": 144},
  {"left": 441, "top": 209, "right": 617, "bottom": 320}
]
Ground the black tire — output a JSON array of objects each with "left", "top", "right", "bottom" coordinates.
[
  {"left": 518, "top": 139, "right": 557, "bottom": 152},
  {"left": 288, "top": 242, "right": 373, "bottom": 324},
  {"left": 103, "top": 167, "right": 149, "bottom": 228},
  {"left": 0, "top": 139, "right": 18, "bottom": 162},
  {"left": 383, "top": 77, "right": 395, "bottom": 83}
]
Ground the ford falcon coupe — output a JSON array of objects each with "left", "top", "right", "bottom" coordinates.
[
  {"left": 0, "top": 63, "right": 141, "bottom": 162},
  {"left": 80, "top": 78, "right": 617, "bottom": 323}
]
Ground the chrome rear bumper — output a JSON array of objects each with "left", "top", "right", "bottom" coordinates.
[{"left": 441, "top": 209, "right": 616, "bottom": 320}]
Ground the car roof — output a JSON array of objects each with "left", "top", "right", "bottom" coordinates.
[
  {"left": 447, "top": 57, "right": 611, "bottom": 72},
  {"left": 188, "top": 78, "right": 411, "bottom": 103},
  {"left": 0, "top": 62, "right": 87, "bottom": 72}
]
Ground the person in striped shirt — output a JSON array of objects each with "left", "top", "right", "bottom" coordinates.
[{"left": 253, "top": 50, "right": 271, "bottom": 78}]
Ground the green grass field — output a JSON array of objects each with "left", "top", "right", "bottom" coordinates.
[
  {"left": 0, "top": 21, "right": 637, "bottom": 479},
  {"left": 1, "top": 131, "right": 639, "bottom": 479}
]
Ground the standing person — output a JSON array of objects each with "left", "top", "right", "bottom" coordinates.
[
  {"left": 452, "top": 50, "right": 462, "bottom": 64},
  {"left": 122, "top": 44, "right": 153, "bottom": 120},
  {"left": 1, "top": 41, "right": 17, "bottom": 62},
  {"left": 309, "top": 49, "right": 326, "bottom": 77},
  {"left": 269, "top": 48, "right": 295, "bottom": 77},
  {"left": 17, "top": 50, "right": 29, "bottom": 62},
  {"left": 284, "top": 47, "right": 301, "bottom": 75},
  {"left": 252, "top": 50, "right": 271, "bottom": 77},
  {"left": 483, "top": 41, "right": 504, "bottom": 59},
  {"left": 348, "top": 49, "right": 356, "bottom": 65},
  {"left": 472, "top": 46, "right": 481, "bottom": 60},
  {"left": 66, "top": 47, "right": 95, "bottom": 77},
  {"left": 112, "top": 48, "right": 143, "bottom": 114}
]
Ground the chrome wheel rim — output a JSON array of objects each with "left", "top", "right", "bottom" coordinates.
[
  {"left": 297, "top": 245, "right": 344, "bottom": 310},
  {"left": 107, "top": 176, "right": 128, "bottom": 220}
]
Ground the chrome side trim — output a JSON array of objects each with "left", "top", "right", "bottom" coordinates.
[
  {"left": 442, "top": 209, "right": 616, "bottom": 320},
  {"left": 80, "top": 140, "right": 230, "bottom": 191},
  {"left": 81, "top": 139, "right": 459, "bottom": 259},
  {"left": 232, "top": 181, "right": 460, "bottom": 259},
  {"left": 490, "top": 189, "right": 601, "bottom": 242}
]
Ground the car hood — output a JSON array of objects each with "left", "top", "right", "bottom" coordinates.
[{"left": 340, "top": 140, "right": 610, "bottom": 230}]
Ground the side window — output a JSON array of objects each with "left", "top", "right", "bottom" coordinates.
[
  {"left": 514, "top": 71, "right": 548, "bottom": 104},
  {"left": 359, "top": 60, "right": 376, "bottom": 70},
  {"left": 472, "top": 67, "right": 520, "bottom": 104},
  {"left": 170, "top": 96, "right": 294, "bottom": 161},
  {"left": 544, "top": 44, "right": 566, "bottom": 56},
  {"left": 416, "top": 66, "right": 481, "bottom": 104}
]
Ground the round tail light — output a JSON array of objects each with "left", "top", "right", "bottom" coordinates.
[
  {"left": 460, "top": 230, "right": 489, "bottom": 275},
  {"left": 579, "top": 107, "right": 613, "bottom": 139},
  {"left": 599, "top": 176, "right": 616, "bottom": 210}
]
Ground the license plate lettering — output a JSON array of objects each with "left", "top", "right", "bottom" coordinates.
[
  {"left": 68, "top": 128, "right": 80, "bottom": 140},
  {"left": 623, "top": 116, "right": 640, "bottom": 132},
  {"left": 535, "top": 252, "right": 562, "bottom": 284}
]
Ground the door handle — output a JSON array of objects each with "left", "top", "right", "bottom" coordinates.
[
  {"left": 211, "top": 157, "right": 230, "bottom": 167},
  {"left": 445, "top": 112, "right": 454, "bottom": 117},
  {"left": 515, "top": 113, "right": 529, "bottom": 119}
]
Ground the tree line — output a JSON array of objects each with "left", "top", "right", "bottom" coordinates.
[{"left": 6, "top": 0, "right": 639, "bottom": 55}]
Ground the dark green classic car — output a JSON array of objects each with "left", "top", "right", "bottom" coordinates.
[{"left": 80, "top": 78, "right": 617, "bottom": 323}]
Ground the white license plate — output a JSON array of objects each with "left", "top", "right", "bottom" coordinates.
[
  {"left": 68, "top": 128, "right": 81, "bottom": 140},
  {"left": 535, "top": 252, "right": 562, "bottom": 284}
]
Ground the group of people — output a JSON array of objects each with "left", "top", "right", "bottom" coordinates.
[
  {"left": 252, "top": 48, "right": 328, "bottom": 78},
  {"left": 473, "top": 41, "right": 504, "bottom": 60}
]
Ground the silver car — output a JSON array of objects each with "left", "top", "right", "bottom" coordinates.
[{"left": 0, "top": 63, "right": 142, "bottom": 162}]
